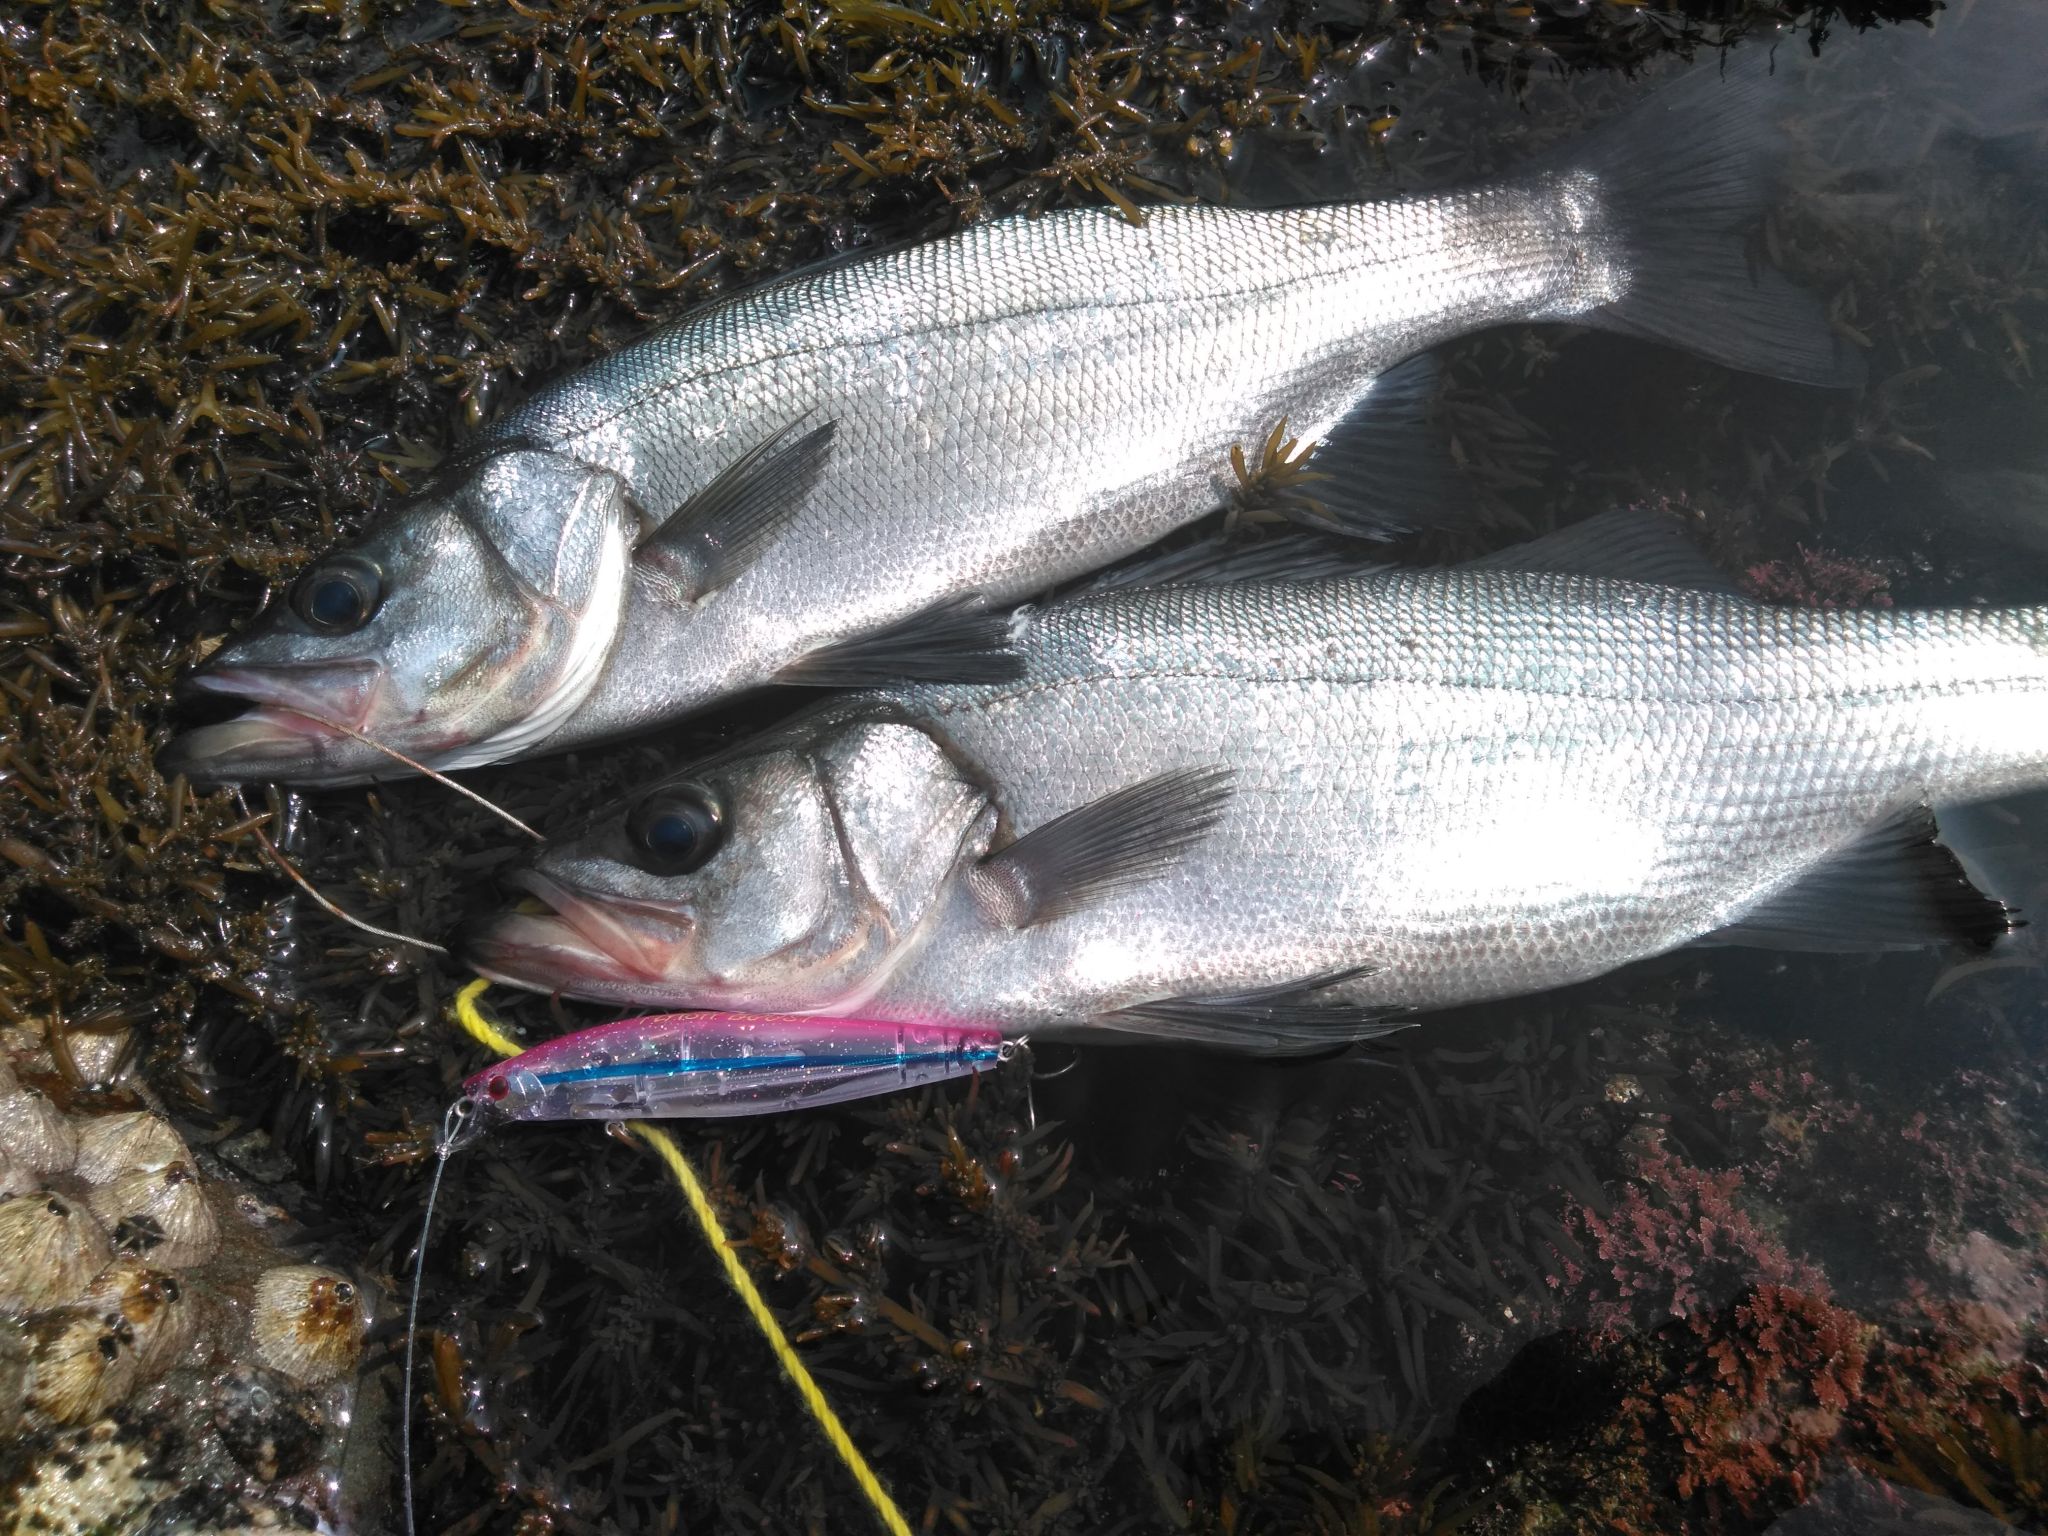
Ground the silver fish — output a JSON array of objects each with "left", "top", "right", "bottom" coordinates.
[
  {"left": 467, "top": 515, "right": 2040, "bottom": 1051},
  {"left": 163, "top": 61, "right": 1860, "bottom": 787}
]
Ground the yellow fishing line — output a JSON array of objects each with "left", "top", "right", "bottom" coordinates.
[
  {"left": 452, "top": 978, "right": 523, "bottom": 1057},
  {"left": 448, "top": 979, "right": 914, "bottom": 1536}
]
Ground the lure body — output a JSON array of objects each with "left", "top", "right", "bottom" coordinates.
[{"left": 465, "top": 1014, "right": 1007, "bottom": 1120}]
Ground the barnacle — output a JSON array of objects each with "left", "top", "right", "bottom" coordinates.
[
  {"left": 0, "top": 1148, "right": 33, "bottom": 1200},
  {"left": 25, "top": 1306, "right": 140, "bottom": 1425},
  {"left": 0, "top": 1190, "right": 112, "bottom": 1313},
  {"left": 0, "top": 1086, "right": 79, "bottom": 1177},
  {"left": 249, "top": 1264, "right": 368, "bottom": 1386},
  {"left": 71, "top": 1110, "right": 191, "bottom": 1186},
  {"left": 82, "top": 1256, "right": 199, "bottom": 1380},
  {"left": 212, "top": 1366, "right": 327, "bottom": 1481},
  {"left": 86, "top": 1162, "right": 221, "bottom": 1271}
]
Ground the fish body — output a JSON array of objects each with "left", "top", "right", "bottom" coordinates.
[
  {"left": 508, "top": 190, "right": 1610, "bottom": 746},
  {"left": 164, "top": 60, "right": 1858, "bottom": 786},
  {"left": 469, "top": 525, "right": 2043, "bottom": 1044}
]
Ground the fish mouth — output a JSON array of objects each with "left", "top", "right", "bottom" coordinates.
[
  {"left": 159, "top": 663, "right": 385, "bottom": 785},
  {"left": 466, "top": 871, "right": 696, "bottom": 1001}
]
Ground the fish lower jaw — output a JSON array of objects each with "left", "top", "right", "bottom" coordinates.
[
  {"left": 163, "top": 662, "right": 395, "bottom": 783},
  {"left": 465, "top": 902, "right": 693, "bottom": 1005},
  {"left": 158, "top": 707, "right": 365, "bottom": 786}
]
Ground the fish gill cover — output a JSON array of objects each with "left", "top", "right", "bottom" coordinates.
[{"left": 3, "top": 0, "right": 2048, "bottom": 1530}]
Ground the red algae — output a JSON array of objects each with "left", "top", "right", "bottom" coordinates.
[{"left": 1570, "top": 1137, "right": 1828, "bottom": 1333}]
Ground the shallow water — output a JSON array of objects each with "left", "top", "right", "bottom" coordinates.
[{"left": 4, "top": 0, "right": 2048, "bottom": 1530}]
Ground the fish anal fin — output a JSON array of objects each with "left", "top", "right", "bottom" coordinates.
[
  {"left": 639, "top": 419, "right": 836, "bottom": 600},
  {"left": 1463, "top": 507, "right": 1742, "bottom": 594},
  {"left": 1707, "top": 807, "right": 2020, "bottom": 953},
  {"left": 969, "top": 767, "right": 1235, "bottom": 929},
  {"left": 776, "top": 596, "right": 1024, "bottom": 688},
  {"left": 1104, "top": 963, "right": 1414, "bottom": 1055}
]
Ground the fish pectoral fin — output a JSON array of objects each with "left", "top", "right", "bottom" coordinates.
[
  {"left": 1269, "top": 352, "right": 1481, "bottom": 542},
  {"left": 1460, "top": 507, "right": 1743, "bottom": 595},
  {"left": 638, "top": 419, "right": 837, "bottom": 598},
  {"left": 1703, "top": 806, "right": 2020, "bottom": 954},
  {"left": 775, "top": 596, "right": 1026, "bottom": 688},
  {"left": 1101, "top": 963, "right": 1414, "bottom": 1056},
  {"left": 967, "top": 767, "right": 1236, "bottom": 929}
]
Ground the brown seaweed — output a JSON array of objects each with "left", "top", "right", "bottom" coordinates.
[{"left": 6, "top": 0, "right": 2048, "bottom": 1529}]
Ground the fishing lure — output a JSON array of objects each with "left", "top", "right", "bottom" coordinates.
[
  {"left": 462, "top": 1012, "right": 1013, "bottom": 1121},
  {"left": 402, "top": 1005, "right": 1013, "bottom": 1535}
]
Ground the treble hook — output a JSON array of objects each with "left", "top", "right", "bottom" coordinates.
[{"left": 1002, "top": 1038, "right": 1082, "bottom": 1133}]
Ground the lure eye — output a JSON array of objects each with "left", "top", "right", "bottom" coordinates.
[
  {"left": 486, "top": 1075, "right": 509, "bottom": 1101},
  {"left": 626, "top": 783, "right": 726, "bottom": 876},
  {"left": 291, "top": 555, "right": 383, "bottom": 635}
]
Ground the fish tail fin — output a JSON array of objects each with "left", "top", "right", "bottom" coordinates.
[{"left": 1563, "top": 55, "right": 1866, "bottom": 390}]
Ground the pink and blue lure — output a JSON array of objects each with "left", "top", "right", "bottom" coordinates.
[
  {"left": 402, "top": 1009, "right": 1012, "bottom": 1534},
  {"left": 462, "top": 1012, "right": 1013, "bottom": 1122}
]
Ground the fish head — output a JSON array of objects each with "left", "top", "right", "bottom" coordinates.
[
  {"left": 469, "top": 715, "right": 995, "bottom": 1010},
  {"left": 161, "top": 449, "right": 637, "bottom": 785}
]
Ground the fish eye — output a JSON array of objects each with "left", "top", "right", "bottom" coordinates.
[
  {"left": 626, "top": 783, "right": 726, "bottom": 876},
  {"left": 291, "top": 555, "right": 383, "bottom": 635}
]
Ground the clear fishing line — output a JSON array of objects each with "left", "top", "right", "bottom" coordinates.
[{"left": 400, "top": 1094, "right": 475, "bottom": 1536}]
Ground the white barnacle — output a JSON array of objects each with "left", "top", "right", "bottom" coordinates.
[
  {"left": 0, "top": 1191, "right": 113, "bottom": 1314},
  {"left": 0, "top": 1147, "right": 33, "bottom": 1200},
  {"left": 0, "top": 1087, "right": 78, "bottom": 1178},
  {"left": 250, "top": 1264, "right": 369, "bottom": 1386},
  {"left": 25, "top": 1307, "right": 140, "bottom": 1424},
  {"left": 87, "top": 1163, "right": 220, "bottom": 1271},
  {"left": 72, "top": 1111, "right": 191, "bottom": 1187},
  {"left": 83, "top": 1257, "right": 199, "bottom": 1380}
]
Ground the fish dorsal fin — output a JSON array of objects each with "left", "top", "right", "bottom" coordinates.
[
  {"left": 969, "top": 767, "right": 1235, "bottom": 929},
  {"left": 1707, "top": 806, "right": 2019, "bottom": 953},
  {"left": 1103, "top": 963, "right": 1415, "bottom": 1055},
  {"left": 1270, "top": 352, "right": 1481, "bottom": 542},
  {"left": 776, "top": 596, "right": 1025, "bottom": 688},
  {"left": 638, "top": 420, "right": 836, "bottom": 600},
  {"left": 1462, "top": 508, "right": 1743, "bottom": 594}
]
